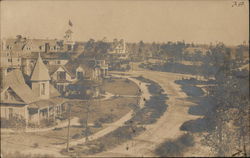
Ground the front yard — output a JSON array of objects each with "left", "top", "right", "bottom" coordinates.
[
  {"left": 1, "top": 78, "right": 139, "bottom": 156},
  {"left": 103, "top": 78, "right": 139, "bottom": 95}
]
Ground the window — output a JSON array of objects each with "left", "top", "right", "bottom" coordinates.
[
  {"left": 41, "top": 83, "right": 46, "bottom": 95},
  {"left": 57, "top": 85, "right": 64, "bottom": 93},
  {"left": 57, "top": 72, "right": 66, "bottom": 80},
  {"left": 67, "top": 45, "right": 72, "bottom": 51},
  {"left": 8, "top": 59, "right": 12, "bottom": 62},
  {"left": 9, "top": 108, "right": 13, "bottom": 118},
  {"left": 57, "top": 61, "right": 61, "bottom": 64},
  {"left": 77, "top": 72, "right": 84, "bottom": 80},
  {"left": 4, "top": 91, "right": 9, "bottom": 100},
  {"left": 7, "top": 45, "right": 12, "bottom": 50}
]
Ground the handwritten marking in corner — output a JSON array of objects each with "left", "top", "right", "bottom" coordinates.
[{"left": 232, "top": 0, "right": 245, "bottom": 7}]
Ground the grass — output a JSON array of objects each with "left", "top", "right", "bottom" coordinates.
[
  {"left": 64, "top": 125, "right": 146, "bottom": 156},
  {"left": 155, "top": 133, "right": 195, "bottom": 157},
  {"left": 70, "top": 97, "right": 138, "bottom": 124},
  {"left": 1, "top": 78, "right": 140, "bottom": 156},
  {"left": 1, "top": 151, "right": 55, "bottom": 158},
  {"left": 63, "top": 76, "right": 168, "bottom": 156},
  {"left": 127, "top": 76, "right": 168, "bottom": 125},
  {"left": 134, "top": 76, "right": 153, "bottom": 83},
  {"left": 103, "top": 78, "right": 139, "bottom": 95},
  {"left": 1, "top": 96, "right": 137, "bottom": 157}
]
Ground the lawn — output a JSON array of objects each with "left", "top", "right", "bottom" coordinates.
[
  {"left": 69, "top": 97, "right": 139, "bottom": 125},
  {"left": 1, "top": 78, "right": 140, "bottom": 155},
  {"left": 64, "top": 76, "right": 169, "bottom": 156},
  {"left": 103, "top": 78, "right": 139, "bottom": 95}
]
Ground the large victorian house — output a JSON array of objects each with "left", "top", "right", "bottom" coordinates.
[{"left": 0, "top": 54, "right": 67, "bottom": 126}]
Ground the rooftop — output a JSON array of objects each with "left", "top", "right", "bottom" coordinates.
[{"left": 30, "top": 53, "right": 51, "bottom": 81}]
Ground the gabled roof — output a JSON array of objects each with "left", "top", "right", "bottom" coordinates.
[
  {"left": 47, "top": 65, "right": 75, "bottom": 78},
  {"left": 1, "top": 69, "right": 26, "bottom": 89},
  {"left": 1, "top": 69, "right": 61, "bottom": 104},
  {"left": 0, "top": 69, "right": 39, "bottom": 104},
  {"left": 10, "top": 84, "right": 38, "bottom": 104},
  {"left": 47, "top": 65, "right": 61, "bottom": 75},
  {"left": 30, "top": 53, "right": 51, "bottom": 81},
  {"left": 65, "top": 60, "right": 95, "bottom": 77}
]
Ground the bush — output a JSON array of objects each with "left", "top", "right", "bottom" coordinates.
[
  {"left": 155, "top": 140, "right": 183, "bottom": 157},
  {"left": 98, "top": 114, "right": 116, "bottom": 124},
  {"left": 69, "top": 126, "right": 146, "bottom": 156},
  {"left": 40, "top": 118, "right": 55, "bottom": 127},
  {"left": 33, "top": 143, "right": 39, "bottom": 148},
  {"left": 134, "top": 76, "right": 152, "bottom": 83},
  {"left": 155, "top": 133, "right": 195, "bottom": 157},
  {"left": 0, "top": 115, "right": 26, "bottom": 129},
  {"left": 93, "top": 120, "right": 102, "bottom": 128},
  {"left": 178, "top": 133, "right": 195, "bottom": 147},
  {"left": 2, "top": 151, "right": 54, "bottom": 158},
  {"left": 72, "top": 133, "right": 81, "bottom": 139},
  {"left": 124, "top": 78, "right": 130, "bottom": 83},
  {"left": 28, "top": 122, "right": 38, "bottom": 128}
]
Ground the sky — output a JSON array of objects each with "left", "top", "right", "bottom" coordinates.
[{"left": 0, "top": 0, "right": 249, "bottom": 45}]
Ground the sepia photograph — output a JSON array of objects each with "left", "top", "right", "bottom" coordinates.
[{"left": 0, "top": 0, "right": 249, "bottom": 157}]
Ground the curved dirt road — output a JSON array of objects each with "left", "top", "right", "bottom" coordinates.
[{"left": 96, "top": 69, "right": 203, "bottom": 157}]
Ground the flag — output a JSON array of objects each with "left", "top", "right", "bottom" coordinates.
[{"left": 69, "top": 20, "right": 73, "bottom": 27}]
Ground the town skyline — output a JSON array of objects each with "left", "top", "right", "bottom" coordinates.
[
  {"left": 1, "top": 0, "right": 249, "bottom": 46},
  {"left": 1, "top": 1, "right": 249, "bottom": 157}
]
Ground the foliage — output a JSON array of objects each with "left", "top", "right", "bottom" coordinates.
[
  {"left": 174, "top": 44, "right": 249, "bottom": 156},
  {"left": 68, "top": 126, "right": 145, "bottom": 155},
  {"left": 126, "top": 77, "right": 168, "bottom": 125},
  {"left": 0, "top": 115, "right": 26, "bottom": 129},
  {"left": 2, "top": 151, "right": 54, "bottom": 158},
  {"left": 155, "top": 133, "right": 195, "bottom": 157}
]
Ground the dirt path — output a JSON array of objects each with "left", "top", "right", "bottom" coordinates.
[
  {"left": 96, "top": 70, "right": 204, "bottom": 157},
  {"left": 1, "top": 74, "right": 150, "bottom": 157}
]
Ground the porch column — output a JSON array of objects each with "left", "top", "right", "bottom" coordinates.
[
  {"left": 24, "top": 106, "right": 28, "bottom": 129},
  {"left": 53, "top": 106, "right": 56, "bottom": 121},
  {"left": 47, "top": 106, "right": 50, "bottom": 120},
  {"left": 38, "top": 109, "right": 40, "bottom": 126},
  {"left": 60, "top": 104, "right": 62, "bottom": 115}
]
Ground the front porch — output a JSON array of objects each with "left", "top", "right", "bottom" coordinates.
[{"left": 28, "top": 97, "right": 69, "bottom": 126}]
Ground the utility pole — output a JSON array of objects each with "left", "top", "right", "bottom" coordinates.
[
  {"left": 66, "top": 103, "right": 72, "bottom": 152},
  {"left": 85, "top": 99, "right": 91, "bottom": 143}
]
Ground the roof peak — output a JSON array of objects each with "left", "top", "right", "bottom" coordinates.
[{"left": 30, "top": 53, "right": 51, "bottom": 81}]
